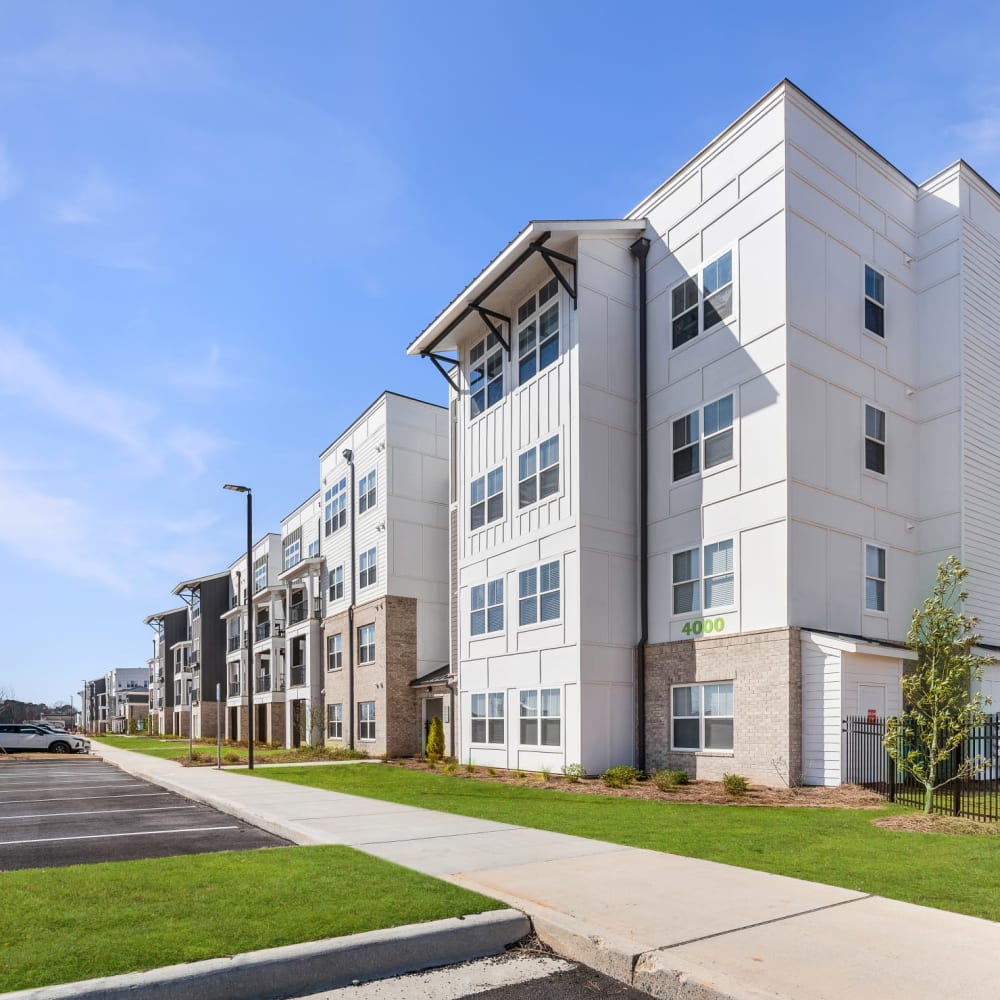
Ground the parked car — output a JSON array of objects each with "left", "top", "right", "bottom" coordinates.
[{"left": 0, "top": 724, "right": 90, "bottom": 754}]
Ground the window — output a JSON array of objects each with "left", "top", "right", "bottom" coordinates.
[
  {"left": 282, "top": 530, "right": 301, "bottom": 571},
  {"left": 359, "top": 547, "right": 377, "bottom": 589},
  {"left": 358, "top": 623, "right": 376, "bottom": 664},
  {"left": 358, "top": 470, "right": 376, "bottom": 514},
  {"left": 324, "top": 478, "right": 347, "bottom": 535},
  {"left": 327, "top": 703, "right": 342, "bottom": 739},
  {"left": 358, "top": 701, "right": 376, "bottom": 741},
  {"left": 471, "top": 692, "right": 505, "bottom": 744},
  {"left": 672, "top": 395, "right": 734, "bottom": 481},
  {"left": 517, "top": 277, "right": 560, "bottom": 384},
  {"left": 307, "top": 540, "right": 320, "bottom": 558},
  {"left": 327, "top": 633, "right": 342, "bottom": 671},
  {"left": 671, "top": 250, "right": 733, "bottom": 349},
  {"left": 519, "top": 688, "right": 561, "bottom": 746},
  {"left": 864, "top": 265, "right": 885, "bottom": 337},
  {"left": 865, "top": 544, "right": 886, "bottom": 612},
  {"left": 470, "top": 467, "right": 503, "bottom": 530},
  {"left": 671, "top": 682, "right": 733, "bottom": 751},
  {"left": 469, "top": 333, "right": 504, "bottom": 418},
  {"left": 865, "top": 405, "right": 885, "bottom": 474},
  {"left": 518, "top": 435, "right": 559, "bottom": 508},
  {"left": 518, "top": 561, "right": 560, "bottom": 626},
  {"left": 471, "top": 579, "right": 504, "bottom": 636},
  {"left": 328, "top": 564, "right": 344, "bottom": 601},
  {"left": 253, "top": 556, "right": 267, "bottom": 593},
  {"left": 672, "top": 540, "right": 735, "bottom": 614}
]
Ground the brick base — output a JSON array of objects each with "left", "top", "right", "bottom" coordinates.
[{"left": 645, "top": 627, "right": 802, "bottom": 785}]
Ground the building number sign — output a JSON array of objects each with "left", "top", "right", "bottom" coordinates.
[{"left": 681, "top": 617, "right": 726, "bottom": 637}]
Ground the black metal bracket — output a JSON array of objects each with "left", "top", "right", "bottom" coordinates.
[
  {"left": 534, "top": 242, "right": 578, "bottom": 310},
  {"left": 423, "top": 351, "right": 460, "bottom": 393},
  {"left": 470, "top": 305, "right": 510, "bottom": 355}
]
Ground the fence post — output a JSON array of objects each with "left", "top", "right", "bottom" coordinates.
[
  {"left": 953, "top": 742, "right": 963, "bottom": 817},
  {"left": 888, "top": 744, "right": 896, "bottom": 803}
]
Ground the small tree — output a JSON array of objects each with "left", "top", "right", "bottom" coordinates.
[
  {"left": 884, "top": 557, "right": 994, "bottom": 813},
  {"left": 425, "top": 716, "right": 444, "bottom": 761}
]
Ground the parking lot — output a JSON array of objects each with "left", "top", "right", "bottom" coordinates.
[{"left": 0, "top": 756, "right": 288, "bottom": 870}]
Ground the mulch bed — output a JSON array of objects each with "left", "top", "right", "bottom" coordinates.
[{"left": 871, "top": 814, "right": 1000, "bottom": 835}]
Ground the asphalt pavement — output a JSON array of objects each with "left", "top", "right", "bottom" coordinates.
[{"left": 0, "top": 756, "right": 287, "bottom": 870}]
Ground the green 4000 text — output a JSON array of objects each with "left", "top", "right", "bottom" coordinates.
[{"left": 681, "top": 617, "right": 726, "bottom": 636}]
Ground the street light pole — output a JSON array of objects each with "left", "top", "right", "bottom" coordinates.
[{"left": 224, "top": 484, "right": 254, "bottom": 770}]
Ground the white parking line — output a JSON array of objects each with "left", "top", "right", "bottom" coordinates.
[
  {"left": 0, "top": 782, "right": 145, "bottom": 793},
  {"left": 0, "top": 770, "right": 111, "bottom": 778},
  {"left": 6, "top": 805, "right": 199, "bottom": 820},
  {"left": 0, "top": 825, "right": 241, "bottom": 846},
  {"left": 1, "top": 792, "right": 170, "bottom": 805},
  {"left": 0, "top": 774, "right": 130, "bottom": 783}
]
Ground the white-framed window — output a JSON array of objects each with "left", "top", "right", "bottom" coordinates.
[
  {"left": 358, "top": 701, "right": 375, "bottom": 741},
  {"left": 672, "top": 539, "right": 735, "bottom": 615},
  {"left": 517, "top": 277, "right": 560, "bottom": 384},
  {"left": 864, "top": 404, "right": 885, "bottom": 475},
  {"left": 253, "top": 557, "right": 267, "bottom": 593},
  {"left": 359, "top": 547, "right": 377, "bottom": 589},
  {"left": 519, "top": 688, "right": 561, "bottom": 746},
  {"left": 328, "top": 564, "right": 344, "bottom": 601},
  {"left": 471, "top": 579, "right": 504, "bottom": 636},
  {"left": 358, "top": 469, "right": 376, "bottom": 514},
  {"left": 470, "top": 467, "right": 503, "bottom": 530},
  {"left": 327, "top": 633, "right": 342, "bottom": 671},
  {"left": 518, "top": 434, "right": 559, "bottom": 508},
  {"left": 671, "top": 682, "right": 733, "bottom": 751},
  {"left": 672, "top": 394, "right": 734, "bottom": 481},
  {"left": 864, "top": 265, "right": 885, "bottom": 338},
  {"left": 865, "top": 544, "right": 886, "bottom": 612},
  {"left": 327, "top": 703, "right": 343, "bottom": 739},
  {"left": 671, "top": 250, "right": 734, "bottom": 349},
  {"left": 282, "top": 537, "right": 301, "bottom": 571},
  {"left": 307, "top": 539, "right": 320, "bottom": 558},
  {"left": 358, "top": 623, "right": 376, "bottom": 664},
  {"left": 470, "top": 692, "right": 505, "bottom": 744},
  {"left": 469, "top": 333, "right": 504, "bottom": 418},
  {"left": 518, "top": 560, "right": 560, "bottom": 626},
  {"left": 324, "top": 478, "right": 347, "bottom": 535}
]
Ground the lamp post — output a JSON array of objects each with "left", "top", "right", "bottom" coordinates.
[{"left": 224, "top": 484, "right": 254, "bottom": 770}]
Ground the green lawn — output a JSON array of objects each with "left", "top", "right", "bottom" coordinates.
[
  {"left": 244, "top": 764, "right": 1000, "bottom": 922},
  {"left": 0, "top": 845, "right": 502, "bottom": 992},
  {"left": 94, "top": 735, "right": 362, "bottom": 764}
]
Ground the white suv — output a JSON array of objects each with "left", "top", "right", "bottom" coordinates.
[{"left": 0, "top": 724, "right": 91, "bottom": 754}]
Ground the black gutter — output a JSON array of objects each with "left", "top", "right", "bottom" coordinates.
[
  {"left": 630, "top": 236, "right": 650, "bottom": 773},
  {"left": 344, "top": 449, "right": 356, "bottom": 749}
]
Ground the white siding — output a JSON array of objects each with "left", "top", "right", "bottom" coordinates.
[{"left": 800, "top": 634, "right": 842, "bottom": 786}]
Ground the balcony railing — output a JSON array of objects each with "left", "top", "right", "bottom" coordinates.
[
  {"left": 257, "top": 673, "right": 270, "bottom": 691},
  {"left": 289, "top": 603, "right": 308, "bottom": 624},
  {"left": 290, "top": 665, "right": 305, "bottom": 687},
  {"left": 228, "top": 681, "right": 240, "bottom": 697},
  {"left": 230, "top": 594, "right": 240, "bottom": 609},
  {"left": 256, "top": 622, "right": 271, "bottom": 641},
  {"left": 228, "top": 636, "right": 241, "bottom": 652}
]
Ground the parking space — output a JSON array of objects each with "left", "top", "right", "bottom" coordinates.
[{"left": 0, "top": 757, "right": 288, "bottom": 871}]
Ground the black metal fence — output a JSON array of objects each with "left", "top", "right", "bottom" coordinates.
[{"left": 843, "top": 713, "right": 1000, "bottom": 822}]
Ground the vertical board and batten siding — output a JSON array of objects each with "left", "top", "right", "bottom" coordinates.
[
  {"left": 800, "top": 634, "right": 843, "bottom": 786},
  {"left": 960, "top": 199, "right": 1000, "bottom": 644}
]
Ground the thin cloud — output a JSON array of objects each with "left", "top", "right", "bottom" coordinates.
[
  {"left": 164, "top": 510, "right": 222, "bottom": 535},
  {"left": 164, "top": 344, "right": 240, "bottom": 392},
  {"left": 0, "top": 144, "right": 18, "bottom": 201},
  {"left": 50, "top": 170, "right": 129, "bottom": 226},
  {"left": 163, "top": 425, "right": 228, "bottom": 477}
]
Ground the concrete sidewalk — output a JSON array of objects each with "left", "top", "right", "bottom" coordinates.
[{"left": 94, "top": 744, "right": 1000, "bottom": 999}]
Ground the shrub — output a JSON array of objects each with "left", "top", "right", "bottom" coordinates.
[
  {"left": 486, "top": 766, "right": 498, "bottom": 777},
  {"left": 513, "top": 768, "right": 526, "bottom": 780},
  {"left": 538, "top": 766, "right": 551, "bottom": 782},
  {"left": 465, "top": 756, "right": 477, "bottom": 774},
  {"left": 561, "top": 763, "right": 586, "bottom": 783},
  {"left": 723, "top": 773, "right": 749, "bottom": 797},
  {"left": 652, "top": 769, "right": 688, "bottom": 791},
  {"left": 442, "top": 761, "right": 457, "bottom": 775},
  {"left": 425, "top": 716, "right": 445, "bottom": 761},
  {"left": 222, "top": 751, "right": 242, "bottom": 764},
  {"left": 602, "top": 765, "right": 643, "bottom": 789}
]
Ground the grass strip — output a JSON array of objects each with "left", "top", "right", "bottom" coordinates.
[
  {"left": 245, "top": 764, "right": 1000, "bottom": 922},
  {"left": 93, "top": 736, "right": 362, "bottom": 764},
  {"left": 0, "top": 845, "right": 502, "bottom": 991}
]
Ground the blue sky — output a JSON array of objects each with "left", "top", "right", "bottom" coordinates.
[{"left": 2, "top": 1, "right": 999, "bottom": 705}]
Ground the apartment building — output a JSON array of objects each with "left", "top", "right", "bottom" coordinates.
[
  {"left": 409, "top": 79, "right": 1000, "bottom": 784},
  {"left": 320, "top": 392, "right": 450, "bottom": 757},
  {"left": 169, "top": 571, "right": 228, "bottom": 738},
  {"left": 249, "top": 532, "right": 286, "bottom": 744},
  {"left": 145, "top": 607, "right": 187, "bottom": 735},
  {"left": 105, "top": 667, "right": 149, "bottom": 733}
]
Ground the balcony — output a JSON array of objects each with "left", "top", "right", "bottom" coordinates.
[
  {"left": 228, "top": 636, "right": 242, "bottom": 652},
  {"left": 290, "top": 665, "right": 305, "bottom": 687},
  {"left": 228, "top": 681, "right": 240, "bottom": 697},
  {"left": 256, "top": 622, "right": 271, "bottom": 641},
  {"left": 257, "top": 673, "right": 270, "bottom": 691},
  {"left": 230, "top": 594, "right": 240, "bottom": 609},
  {"left": 289, "top": 603, "right": 308, "bottom": 624}
]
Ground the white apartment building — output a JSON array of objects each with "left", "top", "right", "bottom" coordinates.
[
  {"left": 409, "top": 79, "right": 1000, "bottom": 783},
  {"left": 320, "top": 392, "right": 450, "bottom": 757}
]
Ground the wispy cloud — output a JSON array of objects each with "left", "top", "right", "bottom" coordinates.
[
  {"left": 0, "top": 144, "right": 18, "bottom": 201},
  {"left": 164, "top": 510, "right": 221, "bottom": 535},
  {"left": 164, "top": 344, "right": 241, "bottom": 392},
  {"left": 162, "top": 425, "right": 228, "bottom": 476},
  {"left": 50, "top": 169, "right": 129, "bottom": 226}
]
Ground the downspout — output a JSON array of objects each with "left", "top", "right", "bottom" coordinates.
[
  {"left": 344, "top": 449, "right": 356, "bottom": 749},
  {"left": 630, "top": 236, "right": 650, "bottom": 773}
]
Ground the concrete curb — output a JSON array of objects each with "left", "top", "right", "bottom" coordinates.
[{"left": 6, "top": 909, "right": 531, "bottom": 1000}]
